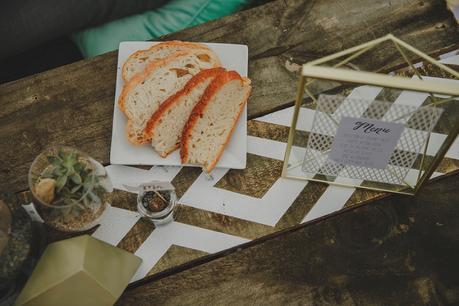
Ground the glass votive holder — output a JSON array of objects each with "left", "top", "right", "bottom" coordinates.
[{"left": 136, "top": 182, "right": 177, "bottom": 225}]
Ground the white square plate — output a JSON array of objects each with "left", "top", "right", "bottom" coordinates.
[{"left": 110, "top": 41, "right": 248, "bottom": 169}]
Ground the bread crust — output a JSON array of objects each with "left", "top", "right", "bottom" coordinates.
[
  {"left": 181, "top": 71, "right": 251, "bottom": 172},
  {"left": 143, "top": 67, "right": 225, "bottom": 155},
  {"left": 118, "top": 51, "right": 191, "bottom": 144},
  {"left": 118, "top": 42, "right": 222, "bottom": 145},
  {"left": 122, "top": 50, "right": 201, "bottom": 144},
  {"left": 207, "top": 78, "right": 251, "bottom": 172},
  {"left": 122, "top": 41, "right": 220, "bottom": 82},
  {"left": 118, "top": 50, "right": 189, "bottom": 118}
]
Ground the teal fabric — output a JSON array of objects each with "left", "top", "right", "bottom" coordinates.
[{"left": 72, "top": 0, "right": 248, "bottom": 58}]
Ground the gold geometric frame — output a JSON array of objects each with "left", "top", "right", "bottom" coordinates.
[{"left": 282, "top": 34, "right": 459, "bottom": 195}]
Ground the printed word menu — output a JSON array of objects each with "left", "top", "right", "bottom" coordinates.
[{"left": 328, "top": 117, "right": 404, "bottom": 169}]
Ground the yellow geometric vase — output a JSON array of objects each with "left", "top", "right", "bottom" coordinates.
[{"left": 15, "top": 235, "right": 142, "bottom": 306}]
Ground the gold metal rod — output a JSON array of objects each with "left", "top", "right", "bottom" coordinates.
[
  {"left": 390, "top": 97, "right": 456, "bottom": 123},
  {"left": 386, "top": 167, "right": 415, "bottom": 190},
  {"left": 282, "top": 75, "right": 307, "bottom": 177},
  {"left": 416, "top": 123, "right": 433, "bottom": 184},
  {"left": 302, "top": 44, "right": 377, "bottom": 91},
  {"left": 393, "top": 41, "right": 424, "bottom": 81},
  {"left": 333, "top": 44, "right": 375, "bottom": 69},
  {"left": 283, "top": 174, "right": 414, "bottom": 195},
  {"left": 303, "top": 87, "right": 339, "bottom": 127},
  {"left": 302, "top": 66, "right": 459, "bottom": 96},
  {"left": 393, "top": 41, "right": 438, "bottom": 103},
  {"left": 425, "top": 96, "right": 457, "bottom": 107},
  {"left": 305, "top": 34, "right": 392, "bottom": 67},
  {"left": 414, "top": 122, "right": 459, "bottom": 194},
  {"left": 303, "top": 86, "right": 318, "bottom": 105},
  {"left": 389, "top": 35, "right": 459, "bottom": 79}
]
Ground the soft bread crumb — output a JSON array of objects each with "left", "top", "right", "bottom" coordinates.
[
  {"left": 118, "top": 49, "right": 221, "bottom": 145},
  {"left": 181, "top": 70, "right": 252, "bottom": 172},
  {"left": 122, "top": 41, "right": 220, "bottom": 82},
  {"left": 146, "top": 68, "right": 225, "bottom": 157}
]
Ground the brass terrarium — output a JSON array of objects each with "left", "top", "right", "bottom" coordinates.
[{"left": 282, "top": 34, "right": 459, "bottom": 195}]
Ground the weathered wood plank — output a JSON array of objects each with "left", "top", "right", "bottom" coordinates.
[
  {"left": 0, "top": 0, "right": 457, "bottom": 194},
  {"left": 117, "top": 174, "right": 459, "bottom": 305},
  {"left": 167, "top": 0, "right": 458, "bottom": 115}
]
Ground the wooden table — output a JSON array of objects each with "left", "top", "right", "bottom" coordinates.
[{"left": 1, "top": 0, "right": 458, "bottom": 304}]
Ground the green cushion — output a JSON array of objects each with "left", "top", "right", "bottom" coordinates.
[{"left": 72, "top": 0, "right": 249, "bottom": 58}]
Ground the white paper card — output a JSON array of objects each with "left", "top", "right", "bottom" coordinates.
[
  {"left": 22, "top": 203, "right": 44, "bottom": 223},
  {"left": 328, "top": 117, "right": 404, "bottom": 169}
]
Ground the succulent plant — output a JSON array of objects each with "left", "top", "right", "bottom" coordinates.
[{"left": 36, "top": 149, "right": 107, "bottom": 218}]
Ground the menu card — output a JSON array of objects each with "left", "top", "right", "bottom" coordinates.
[{"left": 328, "top": 117, "right": 404, "bottom": 169}]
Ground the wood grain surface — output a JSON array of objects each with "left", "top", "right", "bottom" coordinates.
[
  {"left": 117, "top": 174, "right": 459, "bottom": 306},
  {"left": 1, "top": 0, "right": 459, "bottom": 303},
  {"left": 0, "top": 0, "right": 458, "bottom": 194}
]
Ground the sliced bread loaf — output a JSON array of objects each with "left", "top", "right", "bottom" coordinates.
[
  {"left": 144, "top": 68, "right": 225, "bottom": 157},
  {"left": 118, "top": 50, "right": 221, "bottom": 145},
  {"left": 122, "top": 41, "right": 220, "bottom": 82},
  {"left": 181, "top": 71, "right": 252, "bottom": 172}
]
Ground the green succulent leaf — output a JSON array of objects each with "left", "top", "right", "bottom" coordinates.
[
  {"left": 65, "top": 166, "right": 75, "bottom": 176},
  {"left": 63, "top": 159, "right": 76, "bottom": 170},
  {"left": 74, "top": 162, "right": 84, "bottom": 172},
  {"left": 41, "top": 169, "right": 54, "bottom": 178},
  {"left": 83, "top": 177, "right": 94, "bottom": 191},
  {"left": 58, "top": 150, "right": 66, "bottom": 160},
  {"left": 68, "top": 152, "right": 77, "bottom": 163},
  {"left": 53, "top": 166, "right": 66, "bottom": 176},
  {"left": 47, "top": 156, "right": 62, "bottom": 167},
  {"left": 70, "top": 173, "right": 82, "bottom": 185},
  {"left": 41, "top": 149, "right": 108, "bottom": 214},
  {"left": 55, "top": 175, "right": 68, "bottom": 191}
]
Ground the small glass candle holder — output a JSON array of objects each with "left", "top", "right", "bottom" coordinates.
[{"left": 136, "top": 182, "right": 176, "bottom": 225}]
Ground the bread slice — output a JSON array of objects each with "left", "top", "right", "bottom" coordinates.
[
  {"left": 118, "top": 50, "right": 221, "bottom": 145},
  {"left": 181, "top": 71, "right": 252, "bottom": 172},
  {"left": 144, "top": 68, "right": 225, "bottom": 157},
  {"left": 122, "top": 41, "right": 220, "bottom": 82}
]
